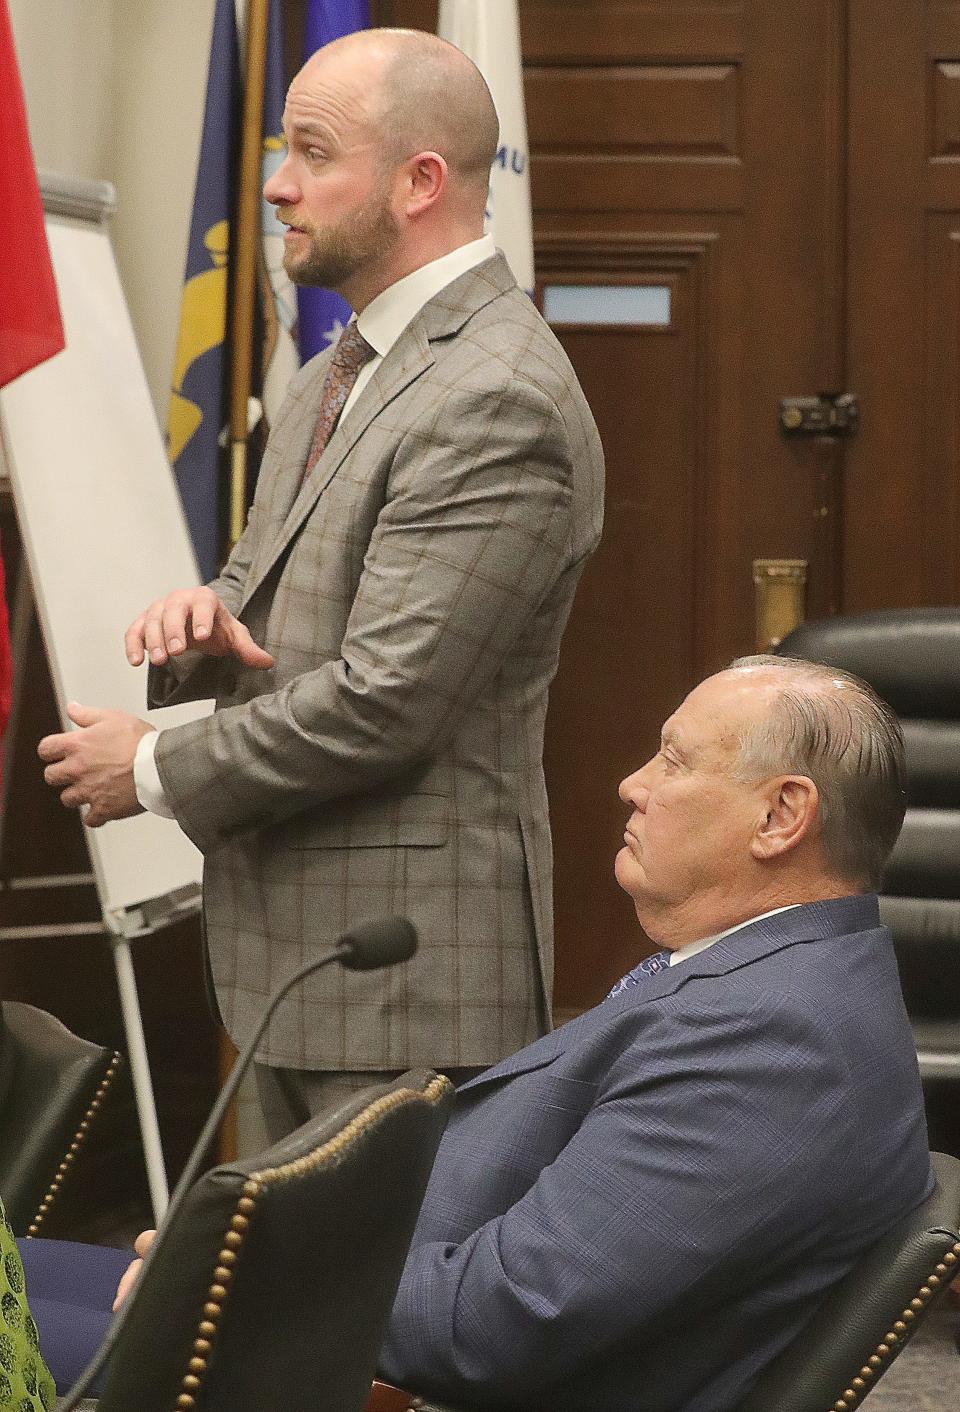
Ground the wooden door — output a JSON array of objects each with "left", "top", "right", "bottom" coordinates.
[
  {"left": 524, "top": 1, "right": 851, "bottom": 1009},
  {"left": 845, "top": 0, "right": 960, "bottom": 606}
]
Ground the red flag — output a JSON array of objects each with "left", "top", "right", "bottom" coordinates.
[
  {"left": 0, "top": 0, "right": 64, "bottom": 387},
  {"left": 0, "top": 548, "right": 9, "bottom": 751},
  {"left": 0, "top": 0, "right": 66, "bottom": 781}
]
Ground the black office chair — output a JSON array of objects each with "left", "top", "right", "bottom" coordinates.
[
  {"left": 736, "top": 1150, "right": 960, "bottom": 1411},
  {"left": 94, "top": 1069, "right": 453, "bottom": 1412},
  {"left": 373, "top": 1152, "right": 960, "bottom": 1412},
  {"left": 779, "top": 607, "right": 960, "bottom": 1084},
  {"left": 0, "top": 1001, "right": 121, "bottom": 1236}
]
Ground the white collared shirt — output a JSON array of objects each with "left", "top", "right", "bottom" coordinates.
[
  {"left": 134, "top": 235, "right": 498, "bottom": 817},
  {"left": 667, "top": 906, "right": 800, "bottom": 965},
  {"left": 345, "top": 234, "right": 495, "bottom": 420}
]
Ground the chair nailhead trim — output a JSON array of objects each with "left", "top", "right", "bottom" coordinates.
[
  {"left": 26, "top": 1054, "right": 122, "bottom": 1237},
  {"left": 824, "top": 1234, "right": 960, "bottom": 1411}
]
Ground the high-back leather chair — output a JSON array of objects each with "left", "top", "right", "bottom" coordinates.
[
  {"left": 0, "top": 1001, "right": 121, "bottom": 1236},
  {"left": 779, "top": 607, "right": 960, "bottom": 1081},
  {"left": 94, "top": 1069, "right": 453, "bottom": 1412},
  {"left": 372, "top": 1151, "right": 960, "bottom": 1412},
  {"left": 735, "top": 1149, "right": 960, "bottom": 1411}
]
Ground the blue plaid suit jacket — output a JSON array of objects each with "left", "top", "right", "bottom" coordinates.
[{"left": 380, "top": 895, "right": 933, "bottom": 1411}]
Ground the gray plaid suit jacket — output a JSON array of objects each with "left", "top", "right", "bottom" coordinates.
[{"left": 149, "top": 253, "right": 605, "bottom": 1070}]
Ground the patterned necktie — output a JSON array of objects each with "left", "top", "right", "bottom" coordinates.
[
  {"left": 304, "top": 321, "right": 376, "bottom": 475},
  {"left": 606, "top": 950, "right": 672, "bottom": 999}
]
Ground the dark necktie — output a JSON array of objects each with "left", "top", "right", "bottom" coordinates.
[
  {"left": 304, "top": 321, "right": 376, "bottom": 475},
  {"left": 606, "top": 950, "right": 671, "bottom": 999}
]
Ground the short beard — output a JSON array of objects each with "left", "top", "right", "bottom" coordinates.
[{"left": 285, "top": 187, "right": 399, "bottom": 293}]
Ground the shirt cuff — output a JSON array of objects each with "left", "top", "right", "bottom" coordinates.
[{"left": 134, "top": 729, "right": 175, "bottom": 819}]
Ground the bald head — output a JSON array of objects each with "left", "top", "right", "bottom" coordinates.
[
  {"left": 268, "top": 28, "right": 498, "bottom": 306},
  {"left": 309, "top": 29, "right": 499, "bottom": 200}
]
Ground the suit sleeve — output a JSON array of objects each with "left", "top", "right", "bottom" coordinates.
[
  {"left": 377, "top": 1003, "right": 862, "bottom": 1402},
  {"left": 153, "top": 379, "right": 578, "bottom": 853}
]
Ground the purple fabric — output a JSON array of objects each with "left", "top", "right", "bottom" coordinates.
[
  {"left": 16, "top": 1237, "right": 128, "bottom": 1391},
  {"left": 296, "top": 0, "right": 370, "bottom": 362}
]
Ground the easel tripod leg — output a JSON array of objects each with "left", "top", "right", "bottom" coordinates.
[{"left": 109, "top": 934, "right": 169, "bottom": 1222}]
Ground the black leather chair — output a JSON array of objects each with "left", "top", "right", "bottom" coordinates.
[
  {"left": 779, "top": 607, "right": 960, "bottom": 1082},
  {"left": 374, "top": 1152, "right": 960, "bottom": 1412},
  {"left": 93, "top": 1069, "right": 453, "bottom": 1412},
  {"left": 736, "top": 1150, "right": 960, "bottom": 1411},
  {"left": 0, "top": 1001, "right": 121, "bottom": 1236}
]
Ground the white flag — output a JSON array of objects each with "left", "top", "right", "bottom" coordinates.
[{"left": 438, "top": 0, "right": 535, "bottom": 294}]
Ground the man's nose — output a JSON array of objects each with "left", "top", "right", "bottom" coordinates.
[
  {"left": 263, "top": 155, "right": 297, "bottom": 206},
  {"left": 619, "top": 762, "right": 653, "bottom": 807}
]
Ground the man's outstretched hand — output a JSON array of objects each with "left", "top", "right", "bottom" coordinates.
[
  {"left": 113, "top": 1229, "right": 156, "bottom": 1311},
  {"left": 38, "top": 703, "right": 152, "bottom": 827},
  {"left": 125, "top": 587, "right": 274, "bottom": 670}
]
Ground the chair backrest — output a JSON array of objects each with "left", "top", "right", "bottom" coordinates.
[
  {"left": 0, "top": 1001, "right": 121, "bottom": 1235},
  {"left": 735, "top": 1150, "right": 960, "bottom": 1411},
  {"left": 778, "top": 608, "right": 960, "bottom": 1077},
  {"left": 96, "top": 1069, "right": 453, "bottom": 1412}
]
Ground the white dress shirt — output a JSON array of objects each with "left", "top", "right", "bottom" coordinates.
[
  {"left": 134, "top": 236, "right": 497, "bottom": 818},
  {"left": 667, "top": 905, "right": 799, "bottom": 965}
]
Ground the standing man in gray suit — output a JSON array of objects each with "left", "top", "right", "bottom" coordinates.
[{"left": 38, "top": 28, "right": 605, "bottom": 1136}]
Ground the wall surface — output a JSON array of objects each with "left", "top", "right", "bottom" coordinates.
[{"left": 8, "top": 0, "right": 217, "bottom": 425}]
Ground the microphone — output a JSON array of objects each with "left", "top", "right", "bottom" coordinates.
[
  {"left": 54, "top": 915, "right": 417, "bottom": 1412},
  {"left": 340, "top": 915, "right": 417, "bottom": 970}
]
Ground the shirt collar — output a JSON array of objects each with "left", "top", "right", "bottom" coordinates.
[
  {"left": 668, "top": 905, "right": 800, "bottom": 966},
  {"left": 356, "top": 235, "right": 496, "bottom": 359}
]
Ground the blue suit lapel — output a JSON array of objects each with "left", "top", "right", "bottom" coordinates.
[{"left": 456, "top": 894, "right": 881, "bottom": 1094}]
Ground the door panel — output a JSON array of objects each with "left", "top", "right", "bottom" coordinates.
[
  {"left": 529, "top": 2, "right": 847, "bottom": 1005},
  {"left": 540, "top": 240, "right": 720, "bottom": 999},
  {"left": 846, "top": 0, "right": 960, "bottom": 605}
]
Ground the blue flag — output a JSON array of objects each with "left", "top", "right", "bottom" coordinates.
[
  {"left": 297, "top": 0, "right": 370, "bottom": 362},
  {"left": 260, "top": 0, "right": 300, "bottom": 435},
  {"left": 167, "top": 0, "right": 240, "bottom": 580}
]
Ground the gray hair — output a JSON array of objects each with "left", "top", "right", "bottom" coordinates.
[{"left": 728, "top": 654, "right": 906, "bottom": 889}]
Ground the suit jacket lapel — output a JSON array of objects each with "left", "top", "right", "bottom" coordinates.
[
  {"left": 456, "top": 894, "right": 882, "bottom": 1096},
  {"left": 239, "top": 253, "right": 518, "bottom": 615}
]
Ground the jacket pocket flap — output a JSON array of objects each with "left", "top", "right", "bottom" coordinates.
[{"left": 286, "top": 792, "right": 449, "bottom": 849}]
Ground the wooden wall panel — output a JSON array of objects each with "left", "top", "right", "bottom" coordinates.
[
  {"left": 521, "top": 2, "right": 744, "bottom": 61},
  {"left": 846, "top": 0, "right": 960, "bottom": 605},
  {"left": 528, "top": 65, "right": 740, "bottom": 154},
  {"left": 528, "top": 60, "right": 743, "bottom": 210},
  {"left": 540, "top": 235, "right": 720, "bottom": 1005}
]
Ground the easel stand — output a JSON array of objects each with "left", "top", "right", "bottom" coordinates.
[
  {"left": 0, "top": 170, "right": 212, "bottom": 1227},
  {"left": 0, "top": 560, "right": 178, "bottom": 1222}
]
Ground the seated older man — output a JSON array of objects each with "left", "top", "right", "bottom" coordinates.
[{"left": 21, "top": 656, "right": 932, "bottom": 1411}]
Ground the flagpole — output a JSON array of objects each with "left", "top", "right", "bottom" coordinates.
[{"left": 228, "top": 0, "right": 270, "bottom": 552}]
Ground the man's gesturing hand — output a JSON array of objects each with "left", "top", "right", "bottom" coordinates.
[
  {"left": 38, "top": 703, "right": 152, "bottom": 827},
  {"left": 113, "top": 1229, "right": 156, "bottom": 1312},
  {"left": 125, "top": 587, "right": 275, "bottom": 670}
]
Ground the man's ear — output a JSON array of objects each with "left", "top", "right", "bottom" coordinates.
[
  {"left": 750, "top": 775, "right": 818, "bottom": 861},
  {"left": 399, "top": 151, "right": 447, "bottom": 217}
]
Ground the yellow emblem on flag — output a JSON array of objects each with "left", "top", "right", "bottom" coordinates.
[{"left": 167, "top": 219, "right": 230, "bottom": 465}]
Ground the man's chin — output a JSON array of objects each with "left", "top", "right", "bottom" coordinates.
[
  {"left": 282, "top": 250, "right": 314, "bottom": 285},
  {"left": 614, "top": 844, "right": 642, "bottom": 892}
]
